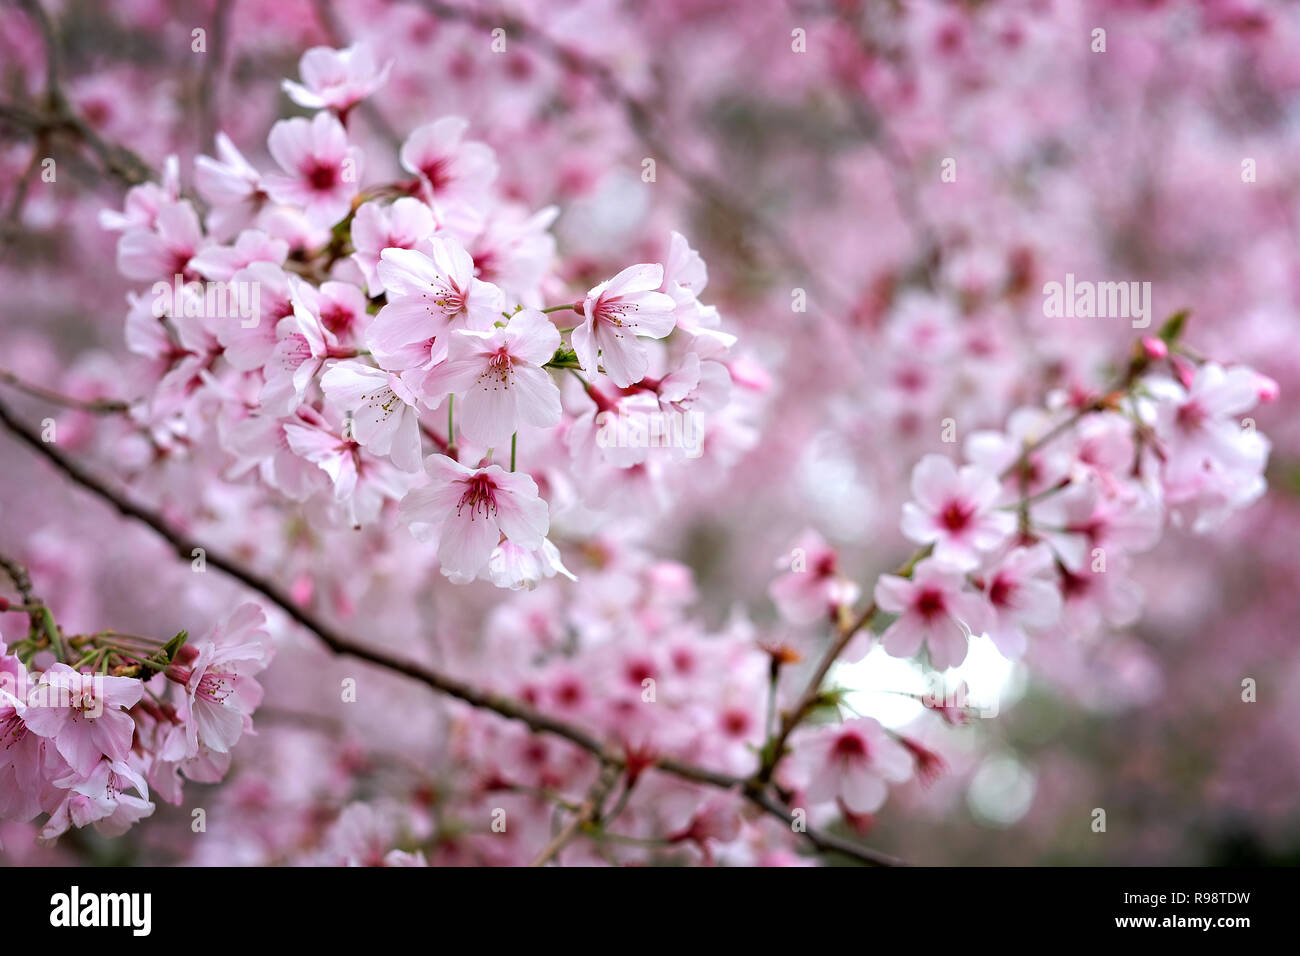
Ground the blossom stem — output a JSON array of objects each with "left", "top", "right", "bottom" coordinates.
[
  {"left": 510, "top": 432, "right": 517, "bottom": 472},
  {"left": 998, "top": 476, "right": 1074, "bottom": 510},
  {"left": 755, "top": 543, "right": 933, "bottom": 784},
  {"left": 445, "top": 395, "right": 458, "bottom": 461}
]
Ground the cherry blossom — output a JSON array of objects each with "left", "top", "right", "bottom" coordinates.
[
  {"left": 282, "top": 43, "right": 392, "bottom": 114},
  {"left": 164, "top": 603, "right": 273, "bottom": 756},
  {"left": 350, "top": 197, "right": 437, "bottom": 294},
  {"left": 370, "top": 241, "right": 505, "bottom": 371},
  {"left": 972, "top": 545, "right": 1062, "bottom": 658},
  {"left": 400, "top": 457, "right": 549, "bottom": 580},
  {"left": 0, "top": 5, "right": 1289, "bottom": 870},
  {"left": 787, "top": 718, "right": 914, "bottom": 815},
  {"left": 768, "top": 530, "right": 859, "bottom": 625},
  {"left": 900, "top": 455, "right": 1016, "bottom": 570},
  {"left": 22, "top": 666, "right": 144, "bottom": 777},
  {"left": 419, "top": 308, "right": 562, "bottom": 447},
  {"left": 319, "top": 360, "right": 425, "bottom": 473},
  {"left": 264, "top": 112, "right": 363, "bottom": 228},
  {"left": 872, "top": 558, "right": 991, "bottom": 669},
  {"left": 573, "top": 264, "right": 677, "bottom": 387},
  {"left": 399, "top": 116, "right": 498, "bottom": 212}
]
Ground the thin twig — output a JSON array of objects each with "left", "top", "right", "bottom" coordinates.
[
  {"left": 0, "top": 367, "right": 132, "bottom": 414},
  {"left": 2, "top": 1, "right": 153, "bottom": 187},
  {"left": 530, "top": 760, "right": 621, "bottom": 866}
]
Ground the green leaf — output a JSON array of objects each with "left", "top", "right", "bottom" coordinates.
[
  {"left": 160, "top": 630, "right": 189, "bottom": 662},
  {"left": 1157, "top": 309, "right": 1191, "bottom": 344}
]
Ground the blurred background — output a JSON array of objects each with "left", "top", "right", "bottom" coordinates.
[{"left": 1, "top": 0, "right": 1299, "bottom": 864}]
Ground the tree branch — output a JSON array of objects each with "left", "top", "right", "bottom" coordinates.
[{"left": 0, "top": 396, "right": 901, "bottom": 865}]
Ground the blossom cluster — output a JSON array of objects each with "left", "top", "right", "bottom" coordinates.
[
  {"left": 766, "top": 343, "right": 1274, "bottom": 818},
  {"left": 104, "top": 43, "right": 749, "bottom": 592},
  {"left": 0, "top": 604, "right": 271, "bottom": 841}
]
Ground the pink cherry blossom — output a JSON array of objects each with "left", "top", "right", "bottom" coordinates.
[
  {"left": 194, "top": 133, "right": 266, "bottom": 237},
  {"left": 768, "top": 530, "right": 859, "bottom": 625},
  {"left": 213, "top": 261, "right": 294, "bottom": 371},
  {"left": 260, "top": 275, "right": 340, "bottom": 414},
  {"left": 320, "top": 360, "right": 424, "bottom": 473},
  {"left": 190, "top": 227, "right": 287, "bottom": 281},
  {"left": 41, "top": 759, "right": 155, "bottom": 841},
  {"left": 115, "top": 199, "right": 206, "bottom": 281},
  {"left": 788, "top": 718, "right": 914, "bottom": 815},
  {"left": 0, "top": 647, "right": 51, "bottom": 822},
  {"left": 900, "top": 455, "right": 1016, "bottom": 570},
  {"left": 282, "top": 43, "right": 392, "bottom": 113},
  {"left": 165, "top": 603, "right": 273, "bottom": 756},
  {"left": 873, "top": 558, "right": 991, "bottom": 669},
  {"left": 573, "top": 263, "right": 678, "bottom": 387},
  {"left": 22, "top": 665, "right": 144, "bottom": 777},
  {"left": 264, "top": 112, "right": 363, "bottom": 228},
  {"left": 1145, "top": 362, "right": 1272, "bottom": 532},
  {"left": 400, "top": 457, "right": 549, "bottom": 579},
  {"left": 370, "top": 241, "right": 505, "bottom": 371},
  {"left": 2, "top": 1, "right": 1291, "bottom": 868},
  {"left": 398, "top": 116, "right": 497, "bottom": 210},
  {"left": 972, "top": 545, "right": 1062, "bottom": 658},
  {"left": 419, "top": 308, "right": 562, "bottom": 446},
  {"left": 350, "top": 197, "right": 436, "bottom": 294},
  {"left": 487, "top": 538, "right": 576, "bottom": 591},
  {"left": 1032, "top": 478, "right": 1163, "bottom": 571}
]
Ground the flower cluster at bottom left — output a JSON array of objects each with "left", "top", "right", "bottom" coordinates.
[{"left": 0, "top": 602, "right": 272, "bottom": 841}]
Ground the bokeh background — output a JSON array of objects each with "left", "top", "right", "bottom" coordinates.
[{"left": 1, "top": 0, "right": 1298, "bottom": 864}]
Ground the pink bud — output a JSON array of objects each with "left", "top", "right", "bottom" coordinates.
[
  {"left": 290, "top": 572, "right": 314, "bottom": 607},
  {"left": 164, "top": 663, "right": 193, "bottom": 685},
  {"left": 1140, "top": 336, "right": 1168, "bottom": 359},
  {"left": 1171, "top": 354, "right": 1197, "bottom": 389}
]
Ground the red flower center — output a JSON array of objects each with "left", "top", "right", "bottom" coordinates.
[
  {"left": 1176, "top": 400, "right": 1207, "bottom": 432},
  {"left": 420, "top": 157, "right": 453, "bottom": 192},
  {"left": 306, "top": 161, "right": 339, "bottom": 192},
  {"left": 915, "top": 587, "right": 946, "bottom": 620},
  {"left": 456, "top": 474, "right": 499, "bottom": 520},
  {"left": 988, "top": 575, "right": 1013, "bottom": 608},
  {"left": 941, "top": 500, "right": 974, "bottom": 532},
  {"left": 833, "top": 732, "right": 868, "bottom": 760},
  {"left": 720, "top": 709, "right": 750, "bottom": 737}
]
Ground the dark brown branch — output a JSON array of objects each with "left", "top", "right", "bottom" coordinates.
[
  {"left": 0, "top": 551, "right": 37, "bottom": 607},
  {"left": 2, "top": 1, "right": 154, "bottom": 187}
]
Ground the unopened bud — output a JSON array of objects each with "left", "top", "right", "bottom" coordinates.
[
  {"left": 164, "top": 663, "right": 193, "bottom": 685},
  {"left": 1140, "top": 336, "right": 1167, "bottom": 359}
]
